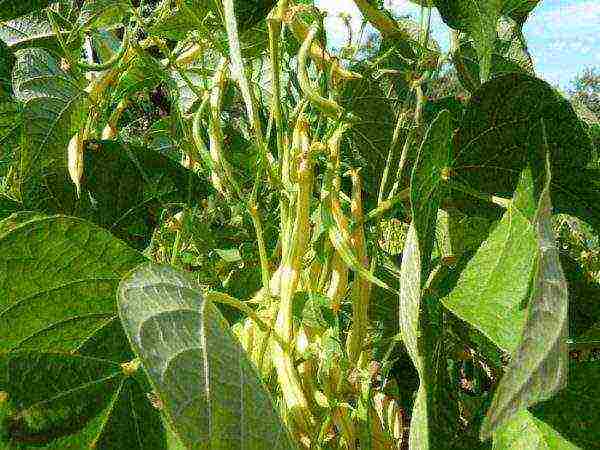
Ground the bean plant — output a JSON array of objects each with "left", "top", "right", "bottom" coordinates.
[{"left": 0, "top": 0, "right": 599, "bottom": 449}]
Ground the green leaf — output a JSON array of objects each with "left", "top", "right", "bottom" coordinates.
[
  {"left": 0, "top": 351, "right": 167, "bottom": 449},
  {"left": 442, "top": 169, "right": 538, "bottom": 352},
  {"left": 454, "top": 16, "right": 535, "bottom": 92},
  {"left": 434, "top": 0, "right": 502, "bottom": 81},
  {"left": 113, "top": 52, "right": 166, "bottom": 99},
  {"left": 0, "top": 0, "right": 56, "bottom": 22},
  {"left": 339, "top": 66, "right": 399, "bottom": 206},
  {"left": 0, "top": 102, "right": 21, "bottom": 142},
  {"left": 118, "top": 262, "right": 296, "bottom": 450},
  {"left": 481, "top": 157, "right": 568, "bottom": 439},
  {"left": 0, "top": 195, "right": 21, "bottom": 221},
  {"left": 0, "top": 101, "right": 22, "bottom": 176},
  {"left": 12, "top": 48, "right": 88, "bottom": 212},
  {"left": 398, "top": 110, "right": 452, "bottom": 450},
  {"left": 0, "top": 11, "right": 64, "bottom": 51},
  {"left": 502, "top": 0, "right": 541, "bottom": 24},
  {"left": 148, "top": 4, "right": 200, "bottom": 40},
  {"left": 73, "top": 140, "right": 210, "bottom": 250},
  {"left": 0, "top": 41, "right": 14, "bottom": 98},
  {"left": 215, "top": 248, "right": 242, "bottom": 263},
  {"left": 452, "top": 74, "right": 594, "bottom": 223},
  {"left": 77, "top": 0, "right": 132, "bottom": 31},
  {"left": 492, "top": 360, "right": 600, "bottom": 449},
  {"left": 0, "top": 214, "right": 144, "bottom": 353},
  {"left": 492, "top": 410, "right": 578, "bottom": 450},
  {"left": 410, "top": 109, "right": 452, "bottom": 274},
  {"left": 529, "top": 361, "right": 600, "bottom": 449}
]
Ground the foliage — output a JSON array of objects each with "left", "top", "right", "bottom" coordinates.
[{"left": 0, "top": 0, "right": 598, "bottom": 449}]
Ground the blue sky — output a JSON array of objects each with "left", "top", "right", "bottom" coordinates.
[{"left": 315, "top": 0, "right": 599, "bottom": 91}]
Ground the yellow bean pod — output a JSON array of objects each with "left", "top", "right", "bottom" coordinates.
[
  {"left": 272, "top": 115, "right": 317, "bottom": 443},
  {"left": 346, "top": 169, "right": 372, "bottom": 366},
  {"left": 67, "top": 132, "right": 85, "bottom": 198},
  {"left": 298, "top": 23, "right": 345, "bottom": 120},
  {"left": 284, "top": 5, "right": 362, "bottom": 83}
]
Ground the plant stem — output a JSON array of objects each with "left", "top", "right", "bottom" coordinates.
[
  {"left": 222, "top": 0, "right": 278, "bottom": 184},
  {"left": 447, "top": 180, "right": 511, "bottom": 209},
  {"left": 249, "top": 172, "right": 271, "bottom": 292},
  {"left": 298, "top": 23, "right": 346, "bottom": 120},
  {"left": 268, "top": 3, "right": 291, "bottom": 263}
]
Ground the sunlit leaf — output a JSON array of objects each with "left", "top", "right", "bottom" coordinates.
[
  {"left": 77, "top": 0, "right": 132, "bottom": 31},
  {"left": 0, "top": 11, "right": 64, "bottom": 51},
  {"left": 12, "top": 47, "right": 88, "bottom": 212},
  {"left": 529, "top": 361, "right": 600, "bottom": 449},
  {"left": 481, "top": 157, "right": 568, "bottom": 439},
  {"left": 492, "top": 410, "right": 578, "bottom": 450},
  {"left": 442, "top": 169, "right": 538, "bottom": 352},
  {"left": 0, "top": 214, "right": 144, "bottom": 353}
]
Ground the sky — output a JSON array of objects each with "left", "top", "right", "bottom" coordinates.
[{"left": 314, "top": 0, "right": 600, "bottom": 91}]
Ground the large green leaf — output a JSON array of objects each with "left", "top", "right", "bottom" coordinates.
[
  {"left": 481, "top": 158, "right": 568, "bottom": 439},
  {"left": 491, "top": 360, "right": 600, "bottom": 449},
  {"left": 148, "top": 0, "right": 212, "bottom": 41},
  {"left": 113, "top": 52, "right": 167, "bottom": 99},
  {"left": 12, "top": 47, "right": 88, "bottom": 211},
  {"left": 502, "top": 0, "right": 541, "bottom": 24},
  {"left": 0, "top": 0, "right": 56, "bottom": 21},
  {"left": 0, "top": 195, "right": 21, "bottom": 221},
  {"left": 77, "top": 0, "right": 132, "bottom": 31},
  {"left": 399, "top": 110, "right": 452, "bottom": 449},
  {"left": 434, "top": 0, "right": 502, "bottom": 81},
  {"left": 0, "top": 101, "right": 21, "bottom": 140},
  {"left": 411, "top": 110, "right": 452, "bottom": 273},
  {"left": 0, "top": 101, "right": 22, "bottom": 177},
  {"left": 529, "top": 361, "right": 600, "bottom": 449},
  {"left": 0, "top": 214, "right": 144, "bottom": 353},
  {"left": 492, "top": 410, "right": 578, "bottom": 450},
  {"left": 454, "top": 16, "right": 534, "bottom": 92},
  {"left": 452, "top": 74, "right": 595, "bottom": 227},
  {"left": 0, "top": 41, "right": 14, "bottom": 97},
  {"left": 339, "top": 65, "right": 401, "bottom": 207},
  {"left": 0, "top": 11, "right": 64, "bottom": 51},
  {"left": 442, "top": 169, "right": 538, "bottom": 353},
  {"left": 118, "top": 262, "right": 296, "bottom": 450},
  {"left": 72, "top": 140, "right": 211, "bottom": 249},
  {"left": 0, "top": 351, "right": 167, "bottom": 449}
]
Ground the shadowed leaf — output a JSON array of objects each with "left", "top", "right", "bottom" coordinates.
[{"left": 118, "top": 262, "right": 296, "bottom": 450}]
